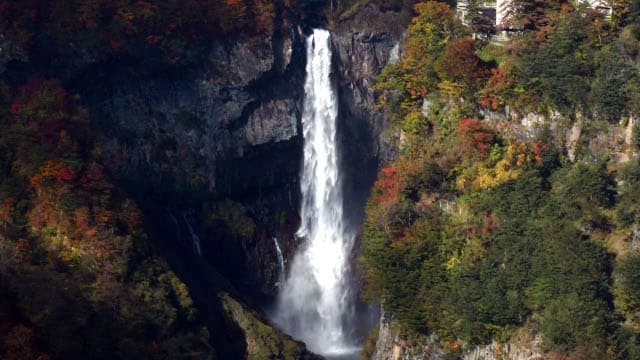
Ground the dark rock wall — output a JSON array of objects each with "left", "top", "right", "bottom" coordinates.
[
  {"left": 330, "top": 3, "right": 410, "bottom": 343},
  {"left": 333, "top": 4, "right": 406, "bottom": 235},
  {"left": 52, "top": 2, "right": 408, "bottom": 305},
  {"left": 20, "top": 0, "right": 407, "bottom": 316},
  {"left": 64, "top": 17, "right": 308, "bottom": 299},
  {"left": 11, "top": 0, "right": 408, "bottom": 340}
]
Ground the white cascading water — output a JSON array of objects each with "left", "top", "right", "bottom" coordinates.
[
  {"left": 273, "top": 29, "right": 357, "bottom": 357},
  {"left": 181, "top": 212, "right": 202, "bottom": 256},
  {"left": 273, "top": 237, "right": 286, "bottom": 282}
]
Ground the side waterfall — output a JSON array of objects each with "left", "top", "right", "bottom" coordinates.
[
  {"left": 273, "top": 29, "right": 357, "bottom": 357},
  {"left": 181, "top": 212, "right": 202, "bottom": 256},
  {"left": 273, "top": 237, "right": 286, "bottom": 283}
]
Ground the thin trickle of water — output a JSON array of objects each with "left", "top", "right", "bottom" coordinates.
[
  {"left": 182, "top": 213, "right": 202, "bottom": 256},
  {"left": 273, "top": 237, "right": 286, "bottom": 280},
  {"left": 273, "top": 29, "right": 358, "bottom": 357}
]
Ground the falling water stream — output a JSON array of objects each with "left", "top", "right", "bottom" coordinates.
[
  {"left": 273, "top": 29, "right": 359, "bottom": 358},
  {"left": 273, "top": 237, "right": 286, "bottom": 281},
  {"left": 182, "top": 213, "right": 202, "bottom": 256}
]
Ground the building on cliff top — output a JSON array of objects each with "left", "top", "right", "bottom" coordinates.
[{"left": 457, "top": 0, "right": 612, "bottom": 41}]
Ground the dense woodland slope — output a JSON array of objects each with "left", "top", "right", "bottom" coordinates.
[{"left": 360, "top": 1, "right": 640, "bottom": 359}]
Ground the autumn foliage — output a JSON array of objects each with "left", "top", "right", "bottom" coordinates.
[
  {"left": 2, "top": 325, "right": 49, "bottom": 360},
  {"left": 0, "top": 197, "right": 16, "bottom": 220},
  {"left": 480, "top": 66, "right": 517, "bottom": 110},
  {"left": 457, "top": 117, "right": 495, "bottom": 158},
  {"left": 0, "top": 77, "right": 208, "bottom": 357},
  {"left": 0, "top": 0, "right": 293, "bottom": 63},
  {"left": 373, "top": 165, "right": 402, "bottom": 204},
  {"left": 532, "top": 140, "right": 550, "bottom": 163},
  {"left": 364, "top": 0, "right": 640, "bottom": 356},
  {"left": 437, "top": 38, "right": 489, "bottom": 86}
]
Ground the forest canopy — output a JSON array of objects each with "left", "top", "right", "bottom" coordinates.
[{"left": 361, "top": 1, "right": 640, "bottom": 359}]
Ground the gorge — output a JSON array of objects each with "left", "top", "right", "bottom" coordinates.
[
  {"left": 0, "top": 1, "right": 397, "bottom": 357},
  {"left": 2, "top": 1, "right": 640, "bottom": 359}
]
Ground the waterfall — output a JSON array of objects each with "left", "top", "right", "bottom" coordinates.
[
  {"left": 273, "top": 29, "right": 357, "bottom": 357},
  {"left": 273, "top": 236, "right": 286, "bottom": 281},
  {"left": 182, "top": 213, "right": 202, "bottom": 256}
]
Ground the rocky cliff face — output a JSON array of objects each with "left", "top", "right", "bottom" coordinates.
[
  {"left": 371, "top": 311, "right": 444, "bottom": 360},
  {"left": 78, "top": 3, "right": 413, "bottom": 299},
  {"left": 370, "top": 310, "right": 543, "bottom": 360},
  {"left": 71, "top": 18, "right": 318, "bottom": 357},
  {"left": 1, "top": 7, "right": 320, "bottom": 357},
  {"left": 481, "top": 107, "right": 638, "bottom": 165},
  {"left": 67, "top": 3, "right": 408, "bottom": 355},
  {"left": 74, "top": 18, "right": 307, "bottom": 299},
  {"left": 332, "top": 3, "right": 407, "bottom": 235}
]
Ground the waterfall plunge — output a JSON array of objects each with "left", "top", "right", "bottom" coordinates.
[{"left": 274, "top": 29, "right": 357, "bottom": 357}]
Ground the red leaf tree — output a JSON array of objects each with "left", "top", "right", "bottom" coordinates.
[
  {"left": 457, "top": 117, "right": 495, "bottom": 158},
  {"left": 437, "top": 38, "right": 489, "bottom": 86}
]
